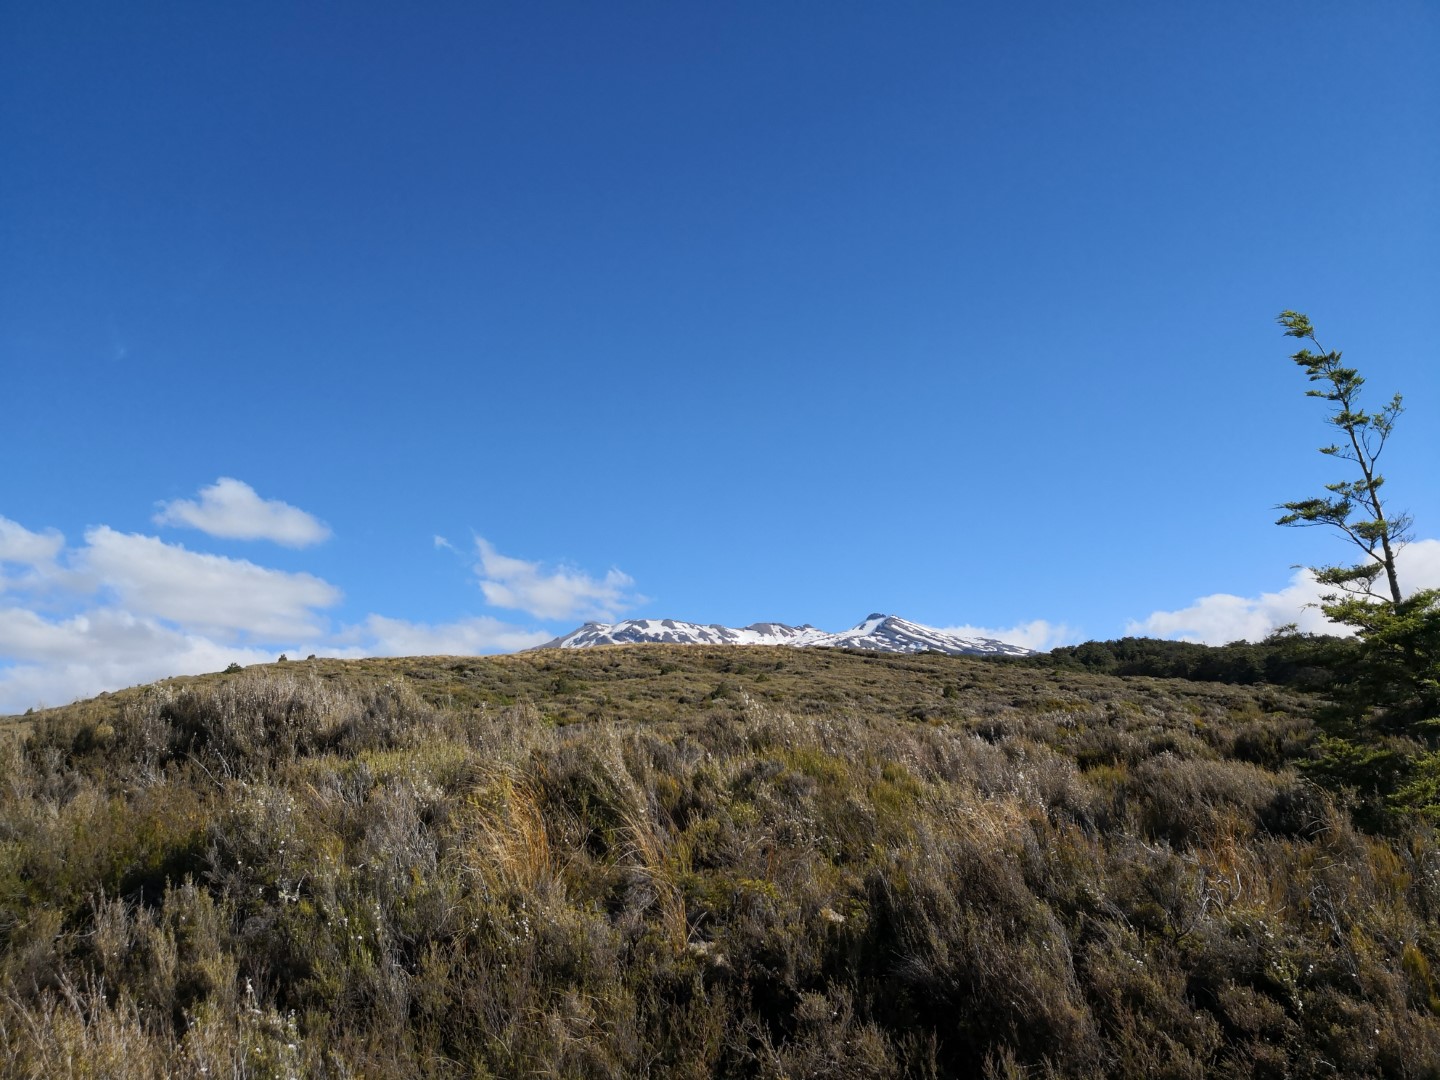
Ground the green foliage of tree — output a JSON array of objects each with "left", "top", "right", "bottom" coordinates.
[
  {"left": 1276, "top": 312, "right": 1440, "bottom": 827},
  {"left": 1322, "top": 589, "right": 1440, "bottom": 730},
  {"left": 1393, "top": 749, "right": 1440, "bottom": 825},
  {"left": 1275, "top": 310, "right": 1409, "bottom": 607}
]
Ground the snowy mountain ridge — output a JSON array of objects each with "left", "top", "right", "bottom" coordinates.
[{"left": 535, "top": 613, "right": 1033, "bottom": 657}]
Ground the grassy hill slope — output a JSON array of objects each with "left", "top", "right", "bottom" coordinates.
[{"left": 3, "top": 646, "right": 1439, "bottom": 1077}]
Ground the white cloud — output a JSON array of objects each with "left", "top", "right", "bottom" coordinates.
[
  {"left": 0, "top": 605, "right": 553, "bottom": 714},
  {"left": 1126, "top": 571, "right": 1336, "bottom": 644},
  {"left": 474, "top": 538, "right": 643, "bottom": 621},
  {"left": 1400, "top": 539, "right": 1440, "bottom": 590},
  {"left": 0, "top": 607, "right": 280, "bottom": 712},
  {"left": 940, "top": 619, "right": 1080, "bottom": 652},
  {"left": 0, "top": 521, "right": 348, "bottom": 711},
  {"left": 0, "top": 516, "right": 64, "bottom": 569},
  {"left": 0, "top": 512, "right": 555, "bottom": 714},
  {"left": 80, "top": 527, "right": 341, "bottom": 639},
  {"left": 0, "top": 517, "right": 69, "bottom": 596},
  {"left": 154, "top": 478, "right": 331, "bottom": 547},
  {"left": 1128, "top": 538, "right": 1440, "bottom": 645}
]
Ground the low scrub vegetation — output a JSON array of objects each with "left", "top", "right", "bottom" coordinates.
[
  {"left": 3, "top": 646, "right": 1439, "bottom": 1077},
  {"left": 1016, "top": 631, "right": 1360, "bottom": 691}
]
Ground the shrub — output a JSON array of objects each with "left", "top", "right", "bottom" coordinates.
[{"left": 3, "top": 646, "right": 1439, "bottom": 1076}]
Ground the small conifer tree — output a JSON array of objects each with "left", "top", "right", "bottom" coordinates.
[
  {"left": 1277, "top": 312, "right": 1440, "bottom": 823},
  {"left": 1275, "top": 310, "right": 1409, "bottom": 608}
]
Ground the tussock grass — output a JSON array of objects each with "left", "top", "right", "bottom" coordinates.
[{"left": 2, "top": 646, "right": 1438, "bottom": 1076}]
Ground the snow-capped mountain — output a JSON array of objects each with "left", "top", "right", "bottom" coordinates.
[
  {"left": 535, "top": 613, "right": 1032, "bottom": 657},
  {"left": 823, "top": 613, "right": 1032, "bottom": 656},
  {"left": 536, "top": 619, "right": 834, "bottom": 650}
]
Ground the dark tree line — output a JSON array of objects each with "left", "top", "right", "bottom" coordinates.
[{"left": 1005, "top": 631, "right": 1359, "bottom": 691}]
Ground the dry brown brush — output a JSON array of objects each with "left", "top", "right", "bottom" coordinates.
[{"left": 1, "top": 649, "right": 1438, "bottom": 1077}]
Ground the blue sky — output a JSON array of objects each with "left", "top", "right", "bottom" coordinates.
[{"left": 2, "top": 2, "right": 1438, "bottom": 710}]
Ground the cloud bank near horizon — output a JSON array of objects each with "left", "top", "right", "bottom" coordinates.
[
  {"left": 940, "top": 619, "right": 1079, "bottom": 653},
  {"left": 473, "top": 538, "right": 645, "bottom": 621},
  {"left": 1128, "top": 539, "right": 1440, "bottom": 645},
  {"left": 0, "top": 482, "right": 555, "bottom": 713}
]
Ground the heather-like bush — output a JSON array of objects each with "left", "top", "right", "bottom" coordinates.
[{"left": 2, "top": 646, "right": 1438, "bottom": 1077}]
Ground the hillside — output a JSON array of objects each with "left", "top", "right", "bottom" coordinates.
[{"left": 3, "top": 646, "right": 1439, "bottom": 1077}]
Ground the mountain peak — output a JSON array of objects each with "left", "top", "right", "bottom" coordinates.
[{"left": 535, "top": 614, "right": 1032, "bottom": 657}]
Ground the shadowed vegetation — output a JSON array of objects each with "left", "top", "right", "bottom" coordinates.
[{"left": 2, "top": 645, "right": 1439, "bottom": 1077}]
